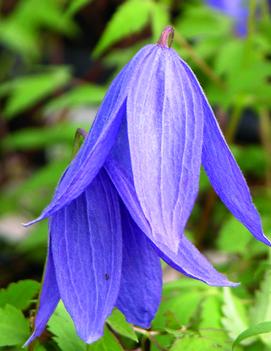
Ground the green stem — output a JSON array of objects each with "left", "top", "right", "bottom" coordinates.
[
  {"left": 225, "top": 103, "right": 243, "bottom": 143},
  {"left": 133, "top": 326, "right": 167, "bottom": 351},
  {"left": 248, "top": 0, "right": 257, "bottom": 38},
  {"left": 174, "top": 31, "right": 225, "bottom": 89},
  {"left": 259, "top": 108, "right": 271, "bottom": 189},
  {"left": 195, "top": 189, "right": 217, "bottom": 248},
  {"left": 244, "top": 0, "right": 257, "bottom": 66},
  {"left": 260, "top": 0, "right": 269, "bottom": 22}
]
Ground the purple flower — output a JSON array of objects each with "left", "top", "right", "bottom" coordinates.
[
  {"left": 205, "top": 0, "right": 249, "bottom": 36},
  {"left": 25, "top": 27, "right": 270, "bottom": 345}
]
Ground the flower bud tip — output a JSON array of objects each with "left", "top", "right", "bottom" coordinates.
[{"left": 157, "top": 26, "right": 174, "bottom": 48}]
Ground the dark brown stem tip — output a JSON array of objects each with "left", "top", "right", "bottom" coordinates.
[{"left": 157, "top": 26, "right": 174, "bottom": 48}]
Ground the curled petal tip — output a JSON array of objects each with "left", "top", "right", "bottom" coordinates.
[
  {"left": 262, "top": 235, "right": 271, "bottom": 247},
  {"left": 157, "top": 26, "right": 174, "bottom": 48},
  {"left": 22, "top": 221, "right": 33, "bottom": 228},
  {"left": 209, "top": 280, "right": 240, "bottom": 288},
  {"left": 231, "top": 282, "right": 241, "bottom": 288},
  {"left": 85, "top": 332, "right": 103, "bottom": 344},
  {"left": 208, "top": 280, "right": 239, "bottom": 288},
  {"left": 22, "top": 217, "right": 42, "bottom": 227},
  {"left": 22, "top": 341, "right": 29, "bottom": 348}
]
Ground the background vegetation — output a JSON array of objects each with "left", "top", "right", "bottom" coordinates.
[{"left": 0, "top": 0, "right": 271, "bottom": 350}]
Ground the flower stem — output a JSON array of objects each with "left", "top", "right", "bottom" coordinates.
[
  {"left": 225, "top": 103, "right": 243, "bottom": 143},
  {"left": 133, "top": 326, "right": 167, "bottom": 351},
  {"left": 174, "top": 31, "right": 225, "bottom": 89},
  {"left": 158, "top": 26, "right": 174, "bottom": 48},
  {"left": 72, "top": 127, "right": 88, "bottom": 158}
]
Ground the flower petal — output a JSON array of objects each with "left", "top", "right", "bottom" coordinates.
[
  {"left": 117, "top": 203, "right": 162, "bottom": 328},
  {"left": 105, "top": 127, "right": 236, "bottom": 286},
  {"left": 24, "top": 230, "right": 60, "bottom": 346},
  {"left": 127, "top": 47, "right": 204, "bottom": 252},
  {"left": 200, "top": 94, "right": 271, "bottom": 247},
  {"left": 51, "top": 169, "right": 122, "bottom": 343},
  {"left": 26, "top": 45, "right": 156, "bottom": 226},
  {"left": 156, "top": 238, "right": 238, "bottom": 287}
]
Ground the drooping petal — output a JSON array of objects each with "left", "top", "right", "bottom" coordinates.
[
  {"left": 198, "top": 91, "right": 271, "bottom": 247},
  {"left": 117, "top": 203, "right": 162, "bottom": 328},
  {"left": 127, "top": 46, "right": 204, "bottom": 252},
  {"left": 51, "top": 169, "right": 122, "bottom": 343},
  {"left": 26, "top": 45, "right": 156, "bottom": 226},
  {"left": 105, "top": 122, "right": 236, "bottom": 287},
  {"left": 24, "top": 229, "right": 60, "bottom": 346}
]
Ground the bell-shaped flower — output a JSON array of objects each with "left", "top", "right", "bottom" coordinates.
[{"left": 24, "top": 26, "right": 270, "bottom": 345}]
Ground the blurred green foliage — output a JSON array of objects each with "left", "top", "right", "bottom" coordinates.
[{"left": 0, "top": 0, "right": 271, "bottom": 350}]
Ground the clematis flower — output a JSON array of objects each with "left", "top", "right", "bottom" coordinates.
[
  {"left": 205, "top": 0, "right": 249, "bottom": 36},
  {"left": 25, "top": 26, "right": 270, "bottom": 345}
]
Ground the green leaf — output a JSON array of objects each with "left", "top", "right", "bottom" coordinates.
[
  {"left": 153, "top": 290, "right": 203, "bottom": 330},
  {"left": 0, "top": 21, "right": 39, "bottom": 58},
  {"left": 222, "top": 288, "right": 249, "bottom": 342},
  {"left": 214, "top": 40, "right": 245, "bottom": 76},
  {"left": 170, "top": 333, "right": 222, "bottom": 351},
  {"left": 15, "top": 159, "right": 68, "bottom": 199},
  {"left": 0, "top": 280, "right": 40, "bottom": 310},
  {"left": 107, "top": 309, "right": 138, "bottom": 342},
  {"left": 199, "top": 295, "right": 222, "bottom": 329},
  {"left": 150, "top": 334, "right": 175, "bottom": 351},
  {"left": 0, "top": 305, "right": 30, "bottom": 346},
  {"left": 163, "top": 277, "right": 208, "bottom": 293},
  {"left": 103, "top": 41, "right": 148, "bottom": 71},
  {"left": 250, "top": 255, "right": 271, "bottom": 346},
  {"left": 2, "top": 159, "right": 70, "bottom": 217},
  {"left": 3, "top": 67, "right": 71, "bottom": 118},
  {"left": 175, "top": 5, "right": 231, "bottom": 39},
  {"left": 33, "top": 342, "right": 47, "bottom": 351},
  {"left": 15, "top": 0, "right": 77, "bottom": 36},
  {"left": 47, "top": 302, "right": 86, "bottom": 351},
  {"left": 213, "top": 36, "right": 271, "bottom": 102},
  {"left": 251, "top": 265, "right": 271, "bottom": 325},
  {"left": 93, "top": 0, "right": 153, "bottom": 57},
  {"left": 88, "top": 326, "right": 124, "bottom": 351},
  {"left": 233, "top": 322, "right": 271, "bottom": 350},
  {"left": 216, "top": 217, "right": 251, "bottom": 254},
  {"left": 45, "top": 84, "right": 106, "bottom": 113},
  {"left": 66, "top": 0, "right": 93, "bottom": 16},
  {"left": 2, "top": 122, "right": 79, "bottom": 150},
  {"left": 150, "top": 2, "right": 170, "bottom": 41},
  {"left": 200, "top": 329, "right": 230, "bottom": 348}
]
